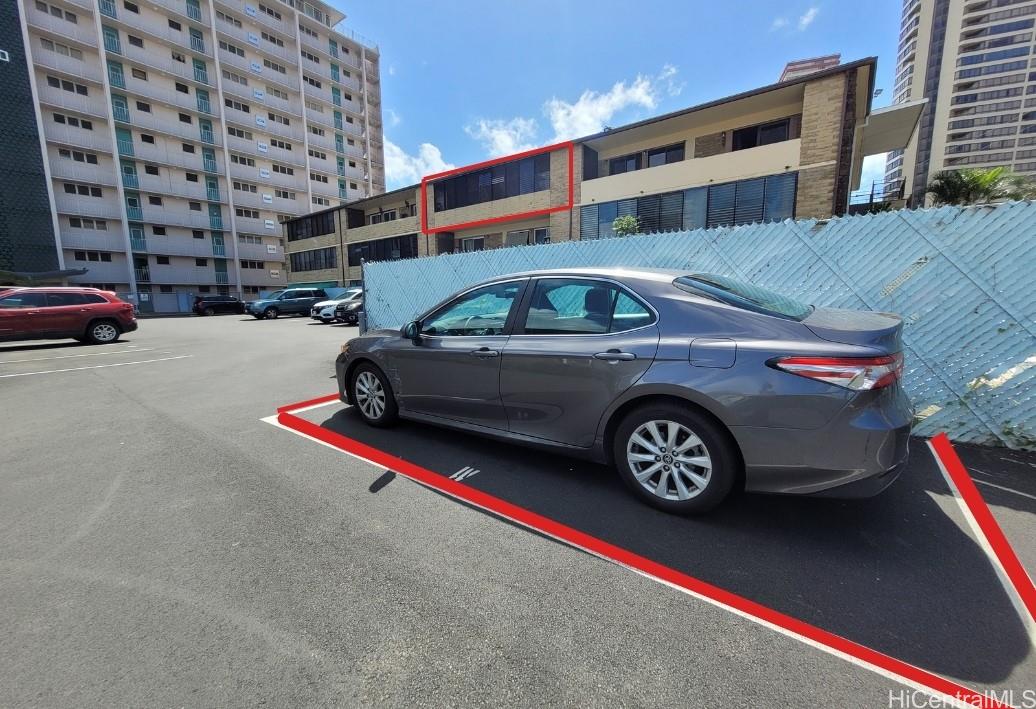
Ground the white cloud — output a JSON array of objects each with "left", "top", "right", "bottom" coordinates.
[
  {"left": 770, "top": 17, "right": 789, "bottom": 31},
  {"left": 387, "top": 64, "right": 396, "bottom": 76},
  {"left": 464, "top": 117, "right": 538, "bottom": 157},
  {"left": 544, "top": 73, "right": 659, "bottom": 140},
  {"left": 859, "top": 153, "right": 889, "bottom": 191},
  {"left": 383, "top": 139, "right": 454, "bottom": 188},
  {"left": 386, "top": 108, "right": 402, "bottom": 127},
  {"left": 797, "top": 7, "right": 819, "bottom": 30}
]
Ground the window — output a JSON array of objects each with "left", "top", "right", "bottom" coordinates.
[
  {"left": 238, "top": 234, "right": 262, "bottom": 244},
  {"left": 275, "top": 189, "right": 295, "bottom": 199},
  {"left": 47, "top": 75, "right": 88, "bottom": 95},
  {"left": 309, "top": 125, "right": 326, "bottom": 137},
  {"left": 268, "top": 111, "right": 290, "bottom": 125},
  {"left": 189, "top": 201, "right": 202, "bottom": 211},
  {"left": 732, "top": 118, "right": 793, "bottom": 151},
  {"left": 231, "top": 154, "right": 256, "bottom": 166},
  {"left": 271, "top": 138, "right": 291, "bottom": 150},
  {"left": 219, "top": 40, "right": 245, "bottom": 58},
  {"left": 421, "top": 281, "right": 523, "bottom": 337},
  {"left": 674, "top": 274, "right": 812, "bottom": 321},
  {"left": 301, "top": 50, "right": 320, "bottom": 63},
  {"left": 68, "top": 217, "right": 108, "bottom": 230},
  {"left": 193, "top": 230, "right": 204, "bottom": 239},
  {"left": 233, "top": 181, "right": 258, "bottom": 193},
  {"left": 272, "top": 163, "right": 293, "bottom": 175},
  {"left": 144, "top": 164, "right": 159, "bottom": 175},
  {"left": 156, "top": 256, "right": 170, "bottom": 265},
  {"left": 36, "top": 3, "right": 77, "bottom": 23},
  {"left": 186, "top": 172, "right": 199, "bottom": 182},
  {"left": 259, "top": 3, "right": 281, "bottom": 20},
  {"left": 304, "top": 75, "right": 322, "bottom": 88},
  {"left": 289, "top": 247, "right": 336, "bottom": 272},
  {"left": 40, "top": 38, "right": 83, "bottom": 60},
  {"left": 172, "top": 51, "right": 186, "bottom": 63},
  {"left": 310, "top": 172, "right": 328, "bottom": 183},
  {"left": 146, "top": 195, "right": 162, "bottom": 206},
  {"left": 195, "top": 258, "right": 208, "bottom": 267},
  {"left": 179, "top": 113, "right": 192, "bottom": 124},
  {"left": 123, "top": 0, "right": 138, "bottom": 11},
  {"left": 647, "top": 143, "right": 685, "bottom": 168},
  {"left": 159, "top": 285, "right": 173, "bottom": 294},
  {"left": 128, "top": 35, "right": 143, "bottom": 48},
  {"left": 222, "top": 69, "right": 248, "bottom": 86},
  {"left": 71, "top": 250, "right": 112, "bottom": 263},
  {"left": 225, "top": 98, "right": 250, "bottom": 113},
  {"left": 152, "top": 226, "right": 166, "bottom": 235},
  {"left": 58, "top": 149, "right": 99, "bottom": 164},
  {"left": 175, "top": 82, "right": 189, "bottom": 94},
  {"left": 0, "top": 292, "right": 48, "bottom": 308},
  {"left": 182, "top": 143, "right": 195, "bottom": 153},
  {"left": 347, "top": 234, "right": 418, "bottom": 265},
  {"left": 46, "top": 292, "right": 91, "bottom": 306},
  {"left": 240, "top": 259, "right": 264, "bottom": 269},
  {"left": 286, "top": 211, "right": 335, "bottom": 240},
  {"left": 216, "top": 10, "right": 241, "bottom": 27},
  {"left": 64, "top": 183, "right": 103, "bottom": 197},
  {"left": 312, "top": 195, "right": 330, "bottom": 206},
  {"left": 609, "top": 153, "right": 640, "bottom": 174},
  {"left": 236, "top": 207, "right": 260, "bottom": 218},
  {"left": 261, "top": 31, "right": 284, "bottom": 47},
  {"left": 141, "top": 133, "right": 155, "bottom": 144},
  {"left": 227, "top": 126, "right": 253, "bottom": 140},
  {"left": 266, "top": 85, "right": 288, "bottom": 100},
  {"left": 263, "top": 58, "right": 287, "bottom": 74},
  {"left": 135, "top": 101, "right": 150, "bottom": 113},
  {"left": 434, "top": 153, "right": 550, "bottom": 211},
  {"left": 521, "top": 279, "right": 653, "bottom": 335}
]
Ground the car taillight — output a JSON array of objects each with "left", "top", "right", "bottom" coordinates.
[{"left": 772, "top": 353, "right": 904, "bottom": 391}]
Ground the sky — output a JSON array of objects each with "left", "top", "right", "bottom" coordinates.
[{"left": 329, "top": 0, "right": 904, "bottom": 190}]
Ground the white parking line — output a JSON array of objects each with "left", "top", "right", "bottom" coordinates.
[
  {"left": 0, "top": 348, "right": 152, "bottom": 364},
  {"left": 0, "top": 355, "right": 192, "bottom": 378},
  {"left": 975, "top": 478, "right": 1036, "bottom": 502}
]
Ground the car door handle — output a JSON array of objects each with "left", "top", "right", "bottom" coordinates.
[
  {"left": 470, "top": 347, "right": 500, "bottom": 358},
  {"left": 593, "top": 350, "right": 636, "bottom": 361}
]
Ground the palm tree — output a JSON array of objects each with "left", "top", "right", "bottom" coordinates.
[{"left": 926, "top": 167, "right": 1036, "bottom": 206}]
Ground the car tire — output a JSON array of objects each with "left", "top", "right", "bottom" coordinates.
[
  {"left": 84, "top": 319, "right": 121, "bottom": 345},
  {"left": 263, "top": 307, "right": 279, "bottom": 319},
  {"left": 204, "top": 307, "right": 215, "bottom": 316},
  {"left": 612, "top": 404, "right": 736, "bottom": 515},
  {"left": 350, "top": 362, "right": 398, "bottom": 427}
]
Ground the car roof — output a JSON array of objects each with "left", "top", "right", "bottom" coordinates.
[
  {"left": 475, "top": 267, "right": 687, "bottom": 288},
  {"left": 1, "top": 286, "right": 105, "bottom": 292}
]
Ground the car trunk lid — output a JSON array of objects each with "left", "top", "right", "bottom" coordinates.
[{"left": 802, "top": 307, "right": 903, "bottom": 353}]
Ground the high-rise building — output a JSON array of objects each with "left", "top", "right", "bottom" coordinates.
[
  {"left": 15, "top": 0, "right": 384, "bottom": 312},
  {"left": 886, "top": 0, "right": 1036, "bottom": 205}
]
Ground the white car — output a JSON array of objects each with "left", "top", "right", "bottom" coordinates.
[{"left": 310, "top": 289, "right": 361, "bottom": 322}]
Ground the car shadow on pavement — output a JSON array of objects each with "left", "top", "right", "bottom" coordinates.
[
  {"left": 318, "top": 407, "right": 1033, "bottom": 687},
  {"left": 0, "top": 340, "right": 126, "bottom": 354}
]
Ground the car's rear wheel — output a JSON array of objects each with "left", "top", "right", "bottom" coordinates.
[
  {"left": 350, "top": 363, "right": 398, "bottom": 427},
  {"left": 85, "top": 319, "right": 121, "bottom": 345},
  {"left": 263, "top": 307, "right": 279, "bottom": 319},
  {"left": 613, "top": 404, "right": 736, "bottom": 515},
  {"left": 204, "top": 307, "right": 215, "bottom": 316}
]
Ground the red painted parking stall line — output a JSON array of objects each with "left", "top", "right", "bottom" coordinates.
[{"left": 274, "top": 395, "right": 1014, "bottom": 708}]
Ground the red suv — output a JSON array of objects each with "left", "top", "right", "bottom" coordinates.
[{"left": 0, "top": 287, "right": 138, "bottom": 344}]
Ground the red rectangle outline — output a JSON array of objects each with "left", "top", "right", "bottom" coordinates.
[
  {"left": 274, "top": 395, "right": 1014, "bottom": 709},
  {"left": 420, "top": 142, "right": 575, "bottom": 235}
]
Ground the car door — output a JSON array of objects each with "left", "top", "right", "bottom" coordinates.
[
  {"left": 278, "top": 290, "right": 302, "bottom": 313},
  {"left": 386, "top": 279, "right": 528, "bottom": 429},
  {"left": 0, "top": 291, "right": 47, "bottom": 338},
  {"left": 41, "top": 291, "right": 90, "bottom": 335},
  {"left": 499, "top": 277, "right": 660, "bottom": 448}
]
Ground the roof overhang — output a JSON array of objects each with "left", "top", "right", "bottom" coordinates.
[{"left": 859, "top": 99, "right": 927, "bottom": 155}]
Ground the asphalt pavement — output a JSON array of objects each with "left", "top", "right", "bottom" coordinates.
[{"left": 1, "top": 315, "right": 1033, "bottom": 708}]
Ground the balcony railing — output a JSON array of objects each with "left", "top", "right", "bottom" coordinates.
[
  {"left": 207, "top": 187, "right": 221, "bottom": 201},
  {"left": 190, "top": 35, "right": 205, "bottom": 53},
  {"left": 209, "top": 214, "right": 224, "bottom": 230},
  {"left": 135, "top": 267, "right": 151, "bottom": 282},
  {"left": 99, "top": 0, "right": 117, "bottom": 18},
  {"left": 112, "top": 104, "right": 131, "bottom": 122},
  {"left": 131, "top": 236, "right": 148, "bottom": 251},
  {"left": 117, "top": 138, "right": 134, "bottom": 156},
  {"left": 212, "top": 242, "right": 226, "bottom": 256},
  {"left": 104, "top": 33, "right": 121, "bottom": 54},
  {"left": 126, "top": 205, "right": 143, "bottom": 220},
  {"left": 215, "top": 272, "right": 229, "bottom": 285},
  {"left": 186, "top": 1, "right": 202, "bottom": 21},
  {"left": 122, "top": 172, "right": 139, "bottom": 188},
  {"left": 203, "top": 157, "right": 218, "bottom": 173}
]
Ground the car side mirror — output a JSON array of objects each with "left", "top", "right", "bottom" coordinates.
[{"left": 403, "top": 320, "right": 422, "bottom": 344}]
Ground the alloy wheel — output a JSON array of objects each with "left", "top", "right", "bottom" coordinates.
[
  {"left": 92, "top": 323, "right": 119, "bottom": 343},
  {"left": 626, "top": 420, "right": 712, "bottom": 501},
  {"left": 355, "top": 371, "right": 386, "bottom": 420}
]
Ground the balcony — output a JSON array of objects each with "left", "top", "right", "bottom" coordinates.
[
  {"left": 112, "top": 103, "right": 130, "bottom": 123},
  {"left": 50, "top": 160, "right": 118, "bottom": 186},
  {"left": 139, "top": 234, "right": 222, "bottom": 258},
  {"left": 218, "top": 51, "right": 297, "bottom": 94},
  {"left": 65, "top": 261, "right": 132, "bottom": 284},
  {"left": 136, "top": 173, "right": 224, "bottom": 202},
  {"left": 121, "top": 43, "right": 210, "bottom": 87},
  {"left": 60, "top": 229, "right": 128, "bottom": 252},
  {"left": 214, "top": 0, "right": 291, "bottom": 34},
  {"left": 126, "top": 204, "right": 143, "bottom": 220},
  {"left": 212, "top": 241, "right": 226, "bottom": 256},
  {"left": 26, "top": 7, "right": 98, "bottom": 46},
  {"left": 581, "top": 139, "right": 803, "bottom": 205},
  {"left": 209, "top": 212, "right": 224, "bottom": 230},
  {"left": 131, "top": 235, "right": 147, "bottom": 250},
  {"left": 99, "top": 0, "right": 117, "bottom": 18},
  {"left": 345, "top": 214, "right": 420, "bottom": 243},
  {"left": 109, "top": 12, "right": 213, "bottom": 58},
  {"left": 240, "top": 267, "right": 284, "bottom": 287},
  {"left": 237, "top": 241, "right": 284, "bottom": 261},
  {"left": 145, "top": 265, "right": 234, "bottom": 285},
  {"left": 135, "top": 267, "right": 151, "bottom": 282},
  {"left": 117, "top": 138, "right": 134, "bottom": 156},
  {"left": 37, "top": 86, "right": 109, "bottom": 119},
  {"left": 122, "top": 171, "right": 139, "bottom": 188},
  {"left": 233, "top": 214, "right": 280, "bottom": 235},
  {"left": 216, "top": 22, "right": 295, "bottom": 63},
  {"left": 54, "top": 193, "right": 123, "bottom": 220},
  {"left": 33, "top": 51, "right": 104, "bottom": 85}
]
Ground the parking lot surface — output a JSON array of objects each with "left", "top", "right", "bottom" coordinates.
[{"left": 1, "top": 316, "right": 1033, "bottom": 707}]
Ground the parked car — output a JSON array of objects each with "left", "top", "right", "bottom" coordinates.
[
  {"left": 311, "top": 288, "right": 362, "bottom": 323},
  {"left": 333, "top": 290, "right": 364, "bottom": 325},
  {"left": 246, "top": 288, "right": 328, "bottom": 319},
  {"left": 335, "top": 268, "right": 911, "bottom": 515},
  {"left": 0, "top": 286, "right": 138, "bottom": 344},
  {"left": 193, "top": 294, "right": 245, "bottom": 316}
]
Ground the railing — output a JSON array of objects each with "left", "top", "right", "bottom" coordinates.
[
  {"left": 112, "top": 104, "right": 130, "bottom": 122},
  {"left": 131, "top": 236, "right": 147, "bottom": 251},
  {"left": 848, "top": 179, "right": 906, "bottom": 213},
  {"left": 122, "top": 172, "right": 139, "bottom": 188},
  {"left": 215, "top": 272, "right": 229, "bottom": 285},
  {"left": 207, "top": 187, "right": 221, "bottom": 201},
  {"left": 117, "top": 138, "right": 134, "bottom": 156},
  {"left": 212, "top": 242, "right": 226, "bottom": 256},
  {"left": 186, "top": 1, "right": 202, "bottom": 21},
  {"left": 190, "top": 35, "right": 205, "bottom": 53},
  {"left": 108, "top": 66, "right": 125, "bottom": 88},
  {"left": 126, "top": 205, "right": 143, "bottom": 220},
  {"left": 99, "top": 0, "right": 117, "bottom": 18},
  {"left": 135, "top": 267, "right": 151, "bottom": 282},
  {"left": 209, "top": 214, "right": 224, "bottom": 229},
  {"left": 203, "top": 157, "right": 218, "bottom": 173}
]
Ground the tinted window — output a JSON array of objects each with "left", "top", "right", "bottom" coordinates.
[
  {"left": 46, "top": 292, "right": 88, "bottom": 306},
  {"left": 522, "top": 279, "right": 653, "bottom": 335},
  {"left": 422, "top": 281, "right": 522, "bottom": 336},
  {"left": 81, "top": 293, "right": 108, "bottom": 304},
  {"left": 674, "top": 274, "right": 812, "bottom": 321},
  {"left": 0, "top": 292, "right": 47, "bottom": 308}
]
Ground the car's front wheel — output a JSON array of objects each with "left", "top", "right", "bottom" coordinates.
[
  {"left": 85, "top": 319, "right": 121, "bottom": 345},
  {"left": 613, "top": 404, "right": 736, "bottom": 515},
  {"left": 350, "top": 363, "right": 398, "bottom": 427},
  {"left": 204, "top": 307, "right": 215, "bottom": 316},
  {"left": 263, "top": 307, "right": 279, "bottom": 319}
]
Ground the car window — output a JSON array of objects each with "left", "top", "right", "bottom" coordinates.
[
  {"left": 673, "top": 274, "right": 812, "bottom": 321},
  {"left": 422, "top": 281, "right": 523, "bottom": 336},
  {"left": 81, "top": 293, "right": 108, "bottom": 304},
  {"left": 266, "top": 290, "right": 285, "bottom": 300},
  {"left": 0, "top": 292, "right": 47, "bottom": 308},
  {"left": 521, "top": 279, "right": 653, "bottom": 335},
  {"left": 46, "top": 292, "right": 88, "bottom": 306},
  {"left": 313, "top": 290, "right": 327, "bottom": 298}
]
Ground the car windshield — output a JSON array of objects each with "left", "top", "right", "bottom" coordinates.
[
  {"left": 673, "top": 274, "right": 813, "bottom": 321},
  {"left": 344, "top": 290, "right": 362, "bottom": 300},
  {"left": 265, "top": 290, "right": 285, "bottom": 300}
]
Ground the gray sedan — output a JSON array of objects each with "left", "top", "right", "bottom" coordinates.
[{"left": 335, "top": 268, "right": 912, "bottom": 514}]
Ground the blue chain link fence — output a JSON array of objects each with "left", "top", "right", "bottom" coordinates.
[{"left": 362, "top": 201, "right": 1036, "bottom": 449}]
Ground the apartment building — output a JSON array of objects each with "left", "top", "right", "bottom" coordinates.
[
  {"left": 285, "top": 57, "right": 923, "bottom": 285},
  {"left": 15, "top": 0, "right": 383, "bottom": 312},
  {"left": 886, "top": 0, "right": 1036, "bottom": 205}
]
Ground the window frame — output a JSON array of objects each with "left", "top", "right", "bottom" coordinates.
[
  {"left": 511, "top": 276, "right": 658, "bottom": 337},
  {"left": 417, "top": 278, "right": 530, "bottom": 338}
]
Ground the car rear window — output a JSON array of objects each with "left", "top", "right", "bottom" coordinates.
[{"left": 673, "top": 274, "right": 812, "bottom": 321}]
